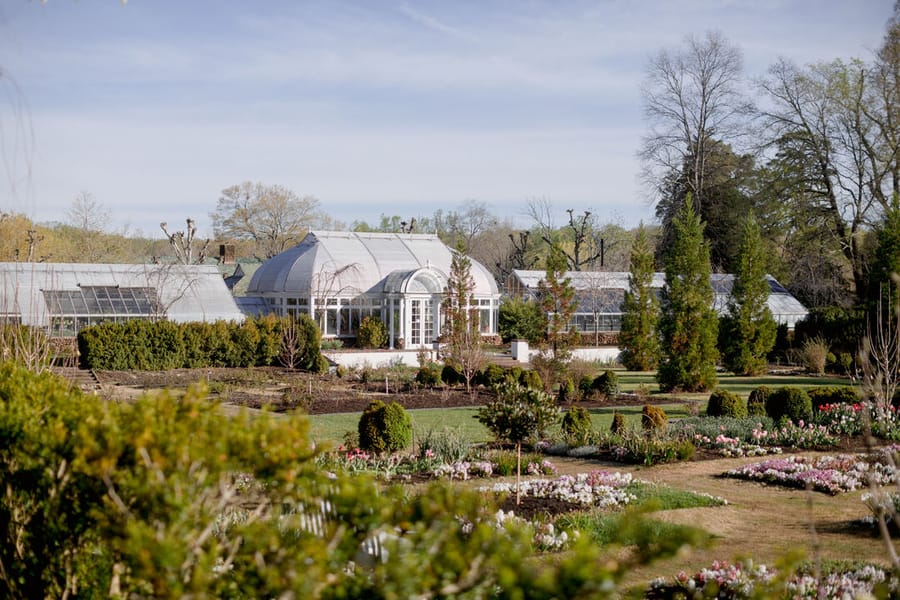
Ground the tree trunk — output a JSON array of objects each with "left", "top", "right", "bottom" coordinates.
[{"left": 516, "top": 442, "right": 521, "bottom": 506}]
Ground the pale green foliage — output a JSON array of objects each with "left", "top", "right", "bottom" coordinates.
[
  {"left": 619, "top": 223, "right": 660, "bottom": 371},
  {"left": 477, "top": 381, "right": 559, "bottom": 446},
  {"left": 0, "top": 361, "right": 705, "bottom": 598},
  {"left": 720, "top": 216, "right": 777, "bottom": 375},
  {"left": 356, "top": 315, "right": 387, "bottom": 349},
  {"left": 657, "top": 200, "right": 719, "bottom": 392}
]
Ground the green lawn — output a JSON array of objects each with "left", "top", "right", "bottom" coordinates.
[
  {"left": 307, "top": 369, "right": 857, "bottom": 446},
  {"left": 615, "top": 370, "right": 852, "bottom": 399},
  {"left": 308, "top": 406, "right": 489, "bottom": 447}
]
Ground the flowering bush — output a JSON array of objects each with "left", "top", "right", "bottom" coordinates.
[
  {"left": 648, "top": 559, "right": 897, "bottom": 599},
  {"left": 724, "top": 451, "right": 898, "bottom": 494},
  {"left": 483, "top": 471, "right": 636, "bottom": 508}
]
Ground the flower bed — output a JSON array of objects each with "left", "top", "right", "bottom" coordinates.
[
  {"left": 723, "top": 449, "right": 899, "bottom": 494},
  {"left": 482, "top": 471, "right": 636, "bottom": 509},
  {"left": 647, "top": 559, "right": 896, "bottom": 599}
]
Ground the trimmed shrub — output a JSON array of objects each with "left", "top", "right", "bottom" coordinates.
[
  {"left": 747, "top": 385, "right": 770, "bottom": 417},
  {"left": 592, "top": 370, "right": 619, "bottom": 399},
  {"left": 807, "top": 386, "right": 861, "bottom": 410},
  {"left": 476, "top": 364, "right": 506, "bottom": 388},
  {"left": 561, "top": 406, "right": 592, "bottom": 446},
  {"left": 519, "top": 369, "right": 543, "bottom": 391},
  {"left": 358, "top": 400, "right": 412, "bottom": 454},
  {"left": 578, "top": 375, "right": 594, "bottom": 400},
  {"left": 415, "top": 364, "right": 443, "bottom": 388},
  {"left": 765, "top": 387, "right": 813, "bottom": 423},
  {"left": 706, "top": 389, "right": 748, "bottom": 418},
  {"left": 641, "top": 404, "right": 668, "bottom": 432},
  {"left": 557, "top": 379, "right": 575, "bottom": 404},
  {"left": 505, "top": 367, "right": 523, "bottom": 384},
  {"left": 356, "top": 316, "right": 387, "bottom": 349},
  {"left": 441, "top": 364, "right": 463, "bottom": 386},
  {"left": 610, "top": 411, "right": 626, "bottom": 435}
]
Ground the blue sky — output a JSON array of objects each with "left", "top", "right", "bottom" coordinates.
[{"left": 0, "top": 0, "right": 894, "bottom": 238}]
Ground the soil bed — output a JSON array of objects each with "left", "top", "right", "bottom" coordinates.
[{"left": 95, "top": 367, "right": 682, "bottom": 415}]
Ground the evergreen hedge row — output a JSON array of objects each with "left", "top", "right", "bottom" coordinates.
[{"left": 77, "top": 315, "right": 326, "bottom": 371}]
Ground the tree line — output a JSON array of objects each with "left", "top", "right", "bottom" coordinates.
[{"left": 2, "top": 6, "right": 898, "bottom": 318}]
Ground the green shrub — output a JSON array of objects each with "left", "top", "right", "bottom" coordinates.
[
  {"left": 356, "top": 316, "right": 387, "bottom": 349},
  {"left": 557, "top": 379, "right": 575, "bottom": 403},
  {"left": 610, "top": 412, "right": 626, "bottom": 435},
  {"left": 747, "top": 385, "right": 770, "bottom": 416},
  {"left": 416, "top": 427, "right": 470, "bottom": 463},
  {"left": 641, "top": 404, "right": 668, "bottom": 432},
  {"left": 592, "top": 370, "right": 619, "bottom": 398},
  {"left": 78, "top": 315, "right": 319, "bottom": 371},
  {"left": 415, "top": 364, "right": 443, "bottom": 388},
  {"left": 519, "top": 369, "right": 543, "bottom": 390},
  {"left": 492, "top": 450, "right": 517, "bottom": 476},
  {"left": 561, "top": 406, "right": 593, "bottom": 446},
  {"left": 609, "top": 412, "right": 626, "bottom": 435},
  {"left": 706, "top": 389, "right": 748, "bottom": 418},
  {"left": 476, "top": 364, "right": 506, "bottom": 388},
  {"left": 441, "top": 364, "right": 462, "bottom": 386},
  {"left": 765, "top": 387, "right": 813, "bottom": 424},
  {"left": 358, "top": 400, "right": 412, "bottom": 454},
  {"left": 669, "top": 416, "right": 776, "bottom": 443},
  {"left": 609, "top": 430, "right": 689, "bottom": 465},
  {"left": 578, "top": 375, "right": 594, "bottom": 400},
  {"left": 505, "top": 367, "right": 523, "bottom": 384},
  {"left": 807, "top": 386, "right": 861, "bottom": 410}
]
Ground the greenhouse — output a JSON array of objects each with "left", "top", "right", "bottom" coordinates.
[
  {"left": 245, "top": 231, "right": 501, "bottom": 349},
  {"left": 507, "top": 270, "right": 809, "bottom": 334},
  {"left": 0, "top": 262, "right": 245, "bottom": 336}
]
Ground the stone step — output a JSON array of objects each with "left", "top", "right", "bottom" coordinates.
[{"left": 49, "top": 367, "right": 102, "bottom": 392}]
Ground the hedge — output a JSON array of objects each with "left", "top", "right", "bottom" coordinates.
[{"left": 78, "top": 315, "right": 325, "bottom": 371}]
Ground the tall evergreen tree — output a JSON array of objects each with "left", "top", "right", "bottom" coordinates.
[
  {"left": 720, "top": 216, "right": 777, "bottom": 375},
  {"left": 657, "top": 199, "right": 719, "bottom": 392},
  {"left": 619, "top": 223, "right": 660, "bottom": 371},
  {"left": 442, "top": 241, "right": 486, "bottom": 393},
  {"left": 537, "top": 243, "right": 578, "bottom": 363}
]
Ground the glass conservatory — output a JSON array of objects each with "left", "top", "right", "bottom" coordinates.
[{"left": 245, "top": 231, "right": 501, "bottom": 349}]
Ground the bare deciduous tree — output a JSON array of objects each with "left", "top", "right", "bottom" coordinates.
[
  {"left": 212, "top": 181, "right": 324, "bottom": 259},
  {"left": 159, "top": 219, "right": 210, "bottom": 265},
  {"left": 640, "top": 31, "right": 752, "bottom": 213},
  {"left": 859, "top": 285, "right": 900, "bottom": 416}
]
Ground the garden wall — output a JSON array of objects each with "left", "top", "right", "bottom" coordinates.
[{"left": 323, "top": 348, "right": 440, "bottom": 369}]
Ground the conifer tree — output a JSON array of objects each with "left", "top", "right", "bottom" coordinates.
[
  {"left": 619, "top": 223, "right": 660, "bottom": 371},
  {"left": 537, "top": 242, "right": 578, "bottom": 362},
  {"left": 720, "top": 216, "right": 776, "bottom": 375},
  {"left": 442, "top": 241, "right": 486, "bottom": 393},
  {"left": 867, "top": 201, "right": 900, "bottom": 318},
  {"left": 657, "top": 199, "right": 719, "bottom": 391}
]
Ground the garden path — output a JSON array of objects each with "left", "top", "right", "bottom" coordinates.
[{"left": 542, "top": 452, "right": 891, "bottom": 593}]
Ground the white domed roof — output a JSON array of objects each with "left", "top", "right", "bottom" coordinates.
[{"left": 247, "top": 231, "right": 499, "bottom": 296}]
